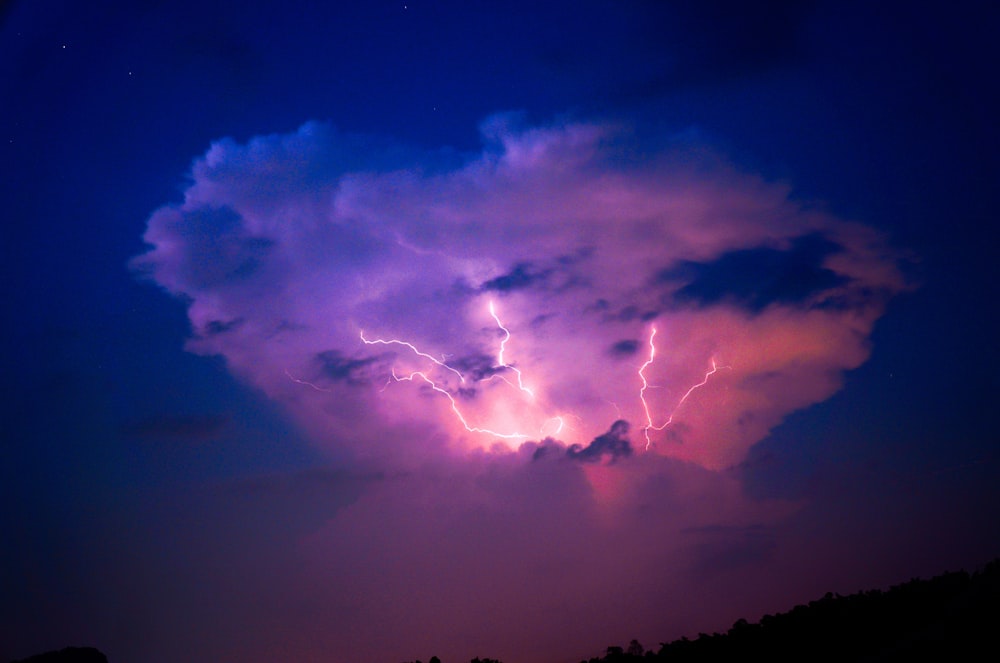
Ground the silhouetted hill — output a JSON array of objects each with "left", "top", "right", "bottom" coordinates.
[
  {"left": 8, "top": 647, "right": 107, "bottom": 663},
  {"left": 579, "top": 558, "right": 1000, "bottom": 663},
  {"left": 14, "top": 561, "right": 1000, "bottom": 663}
]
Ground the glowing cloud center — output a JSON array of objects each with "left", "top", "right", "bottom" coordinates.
[
  {"left": 342, "top": 303, "right": 730, "bottom": 451},
  {"left": 638, "top": 327, "right": 730, "bottom": 450},
  {"left": 359, "top": 300, "right": 562, "bottom": 441}
]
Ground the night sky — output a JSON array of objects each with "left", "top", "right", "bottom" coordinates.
[{"left": 2, "top": 2, "right": 998, "bottom": 662}]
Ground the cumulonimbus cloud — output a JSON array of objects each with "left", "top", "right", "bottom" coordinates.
[
  {"left": 120, "top": 115, "right": 916, "bottom": 662},
  {"left": 133, "top": 115, "right": 909, "bottom": 470}
]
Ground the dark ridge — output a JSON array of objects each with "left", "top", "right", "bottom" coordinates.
[
  {"left": 8, "top": 647, "right": 108, "bottom": 663},
  {"left": 20, "top": 561, "right": 1000, "bottom": 663},
  {"left": 577, "top": 557, "right": 1000, "bottom": 663}
]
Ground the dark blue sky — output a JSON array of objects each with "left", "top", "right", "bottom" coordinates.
[{"left": 2, "top": 2, "right": 998, "bottom": 662}]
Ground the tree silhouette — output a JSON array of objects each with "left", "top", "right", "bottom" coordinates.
[
  {"left": 577, "top": 558, "right": 1000, "bottom": 663},
  {"left": 9, "top": 648, "right": 108, "bottom": 663}
]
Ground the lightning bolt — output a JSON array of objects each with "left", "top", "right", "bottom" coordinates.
[
  {"left": 356, "top": 300, "right": 556, "bottom": 440},
  {"left": 488, "top": 300, "right": 534, "bottom": 397},
  {"left": 294, "top": 310, "right": 726, "bottom": 451},
  {"left": 540, "top": 415, "right": 565, "bottom": 437},
  {"left": 284, "top": 368, "right": 333, "bottom": 392},
  {"left": 637, "top": 327, "right": 660, "bottom": 447},
  {"left": 389, "top": 368, "right": 529, "bottom": 440},
  {"left": 639, "top": 326, "right": 730, "bottom": 450},
  {"left": 359, "top": 332, "right": 466, "bottom": 383}
]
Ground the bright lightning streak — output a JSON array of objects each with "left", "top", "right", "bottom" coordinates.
[
  {"left": 639, "top": 326, "right": 730, "bottom": 450},
  {"left": 360, "top": 331, "right": 465, "bottom": 383},
  {"left": 540, "top": 416, "right": 565, "bottom": 437},
  {"left": 490, "top": 300, "right": 512, "bottom": 366},
  {"left": 284, "top": 368, "right": 331, "bottom": 392},
  {"left": 488, "top": 300, "right": 534, "bottom": 397},
  {"left": 298, "top": 316, "right": 727, "bottom": 452},
  {"left": 357, "top": 301, "right": 548, "bottom": 441},
  {"left": 673, "top": 358, "right": 727, "bottom": 412},
  {"left": 389, "top": 368, "right": 529, "bottom": 440},
  {"left": 637, "top": 327, "right": 660, "bottom": 449}
]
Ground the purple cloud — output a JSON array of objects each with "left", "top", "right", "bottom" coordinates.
[
  {"left": 122, "top": 116, "right": 913, "bottom": 661},
  {"left": 134, "top": 115, "right": 907, "bottom": 470}
]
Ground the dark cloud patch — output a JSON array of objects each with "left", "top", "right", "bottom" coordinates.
[
  {"left": 122, "top": 413, "right": 228, "bottom": 441},
  {"left": 589, "top": 299, "right": 659, "bottom": 323},
  {"left": 589, "top": 298, "right": 611, "bottom": 312},
  {"left": 664, "top": 234, "right": 849, "bottom": 312},
  {"left": 609, "top": 339, "right": 640, "bottom": 358},
  {"left": 566, "top": 420, "right": 633, "bottom": 463},
  {"left": 316, "top": 350, "right": 381, "bottom": 385},
  {"left": 529, "top": 312, "right": 555, "bottom": 329},
  {"left": 455, "top": 386, "right": 479, "bottom": 400},
  {"left": 201, "top": 318, "right": 244, "bottom": 336},
  {"left": 530, "top": 437, "right": 563, "bottom": 461},
  {"left": 556, "top": 246, "right": 594, "bottom": 266},
  {"left": 529, "top": 422, "right": 634, "bottom": 463},
  {"left": 451, "top": 353, "right": 504, "bottom": 381},
  {"left": 610, "top": 304, "right": 659, "bottom": 323},
  {"left": 480, "top": 262, "right": 552, "bottom": 292}
]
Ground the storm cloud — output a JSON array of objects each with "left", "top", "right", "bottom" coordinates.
[
  {"left": 123, "top": 115, "right": 913, "bottom": 659},
  {"left": 134, "top": 115, "right": 907, "bottom": 470}
]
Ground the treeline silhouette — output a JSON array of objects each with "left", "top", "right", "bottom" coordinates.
[
  {"left": 580, "top": 558, "right": 1000, "bottom": 663},
  {"left": 12, "top": 560, "right": 998, "bottom": 663},
  {"left": 402, "top": 559, "right": 1000, "bottom": 663},
  {"left": 8, "top": 647, "right": 107, "bottom": 663}
]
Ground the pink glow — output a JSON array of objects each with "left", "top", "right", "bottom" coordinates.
[
  {"left": 639, "top": 326, "right": 731, "bottom": 450},
  {"left": 134, "top": 117, "right": 908, "bottom": 470},
  {"left": 127, "top": 116, "right": 914, "bottom": 663},
  {"left": 358, "top": 300, "right": 565, "bottom": 443}
]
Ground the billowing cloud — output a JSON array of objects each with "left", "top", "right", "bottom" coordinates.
[
  {"left": 101, "top": 114, "right": 920, "bottom": 662},
  {"left": 133, "top": 115, "right": 907, "bottom": 471}
]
